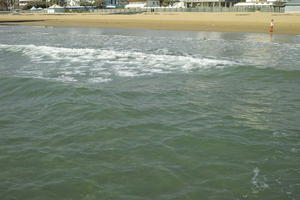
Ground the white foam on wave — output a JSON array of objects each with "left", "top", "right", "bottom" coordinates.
[
  {"left": 251, "top": 167, "right": 269, "bottom": 194},
  {"left": 56, "top": 75, "right": 77, "bottom": 82},
  {"left": 0, "top": 44, "right": 237, "bottom": 83},
  {"left": 88, "top": 77, "right": 112, "bottom": 83}
]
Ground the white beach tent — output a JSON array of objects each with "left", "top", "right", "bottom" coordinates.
[
  {"left": 47, "top": 4, "right": 65, "bottom": 13},
  {"left": 30, "top": 6, "right": 37, "bottom": 10}
]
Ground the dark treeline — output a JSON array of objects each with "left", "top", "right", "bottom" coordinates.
[
  {"left": 0, "top": 0, "right": 17, "bottom": 10},
  {"left": 0, "top": 0, "right": 107, "bottom": 10}
]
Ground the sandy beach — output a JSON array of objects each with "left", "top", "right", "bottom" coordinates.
[{"left": 1, "top": 12, "right": 300, "bottom": 35}]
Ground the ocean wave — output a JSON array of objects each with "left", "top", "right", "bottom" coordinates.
[{"left": 0, "top": 44, "right": 237, "bottom": 83}]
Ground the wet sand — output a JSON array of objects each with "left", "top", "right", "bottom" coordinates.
[{"left": 1, "top": 12, "right": 300, "bottom": 35}]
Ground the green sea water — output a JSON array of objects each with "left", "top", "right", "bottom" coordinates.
[{"left": 0, "top": 26, "right": 299, "bottom": 200}]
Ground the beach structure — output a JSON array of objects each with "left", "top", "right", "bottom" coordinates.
[
  {"left": 47, "top": 4, "right": 65, "bottom": 13},
  {"left": 105, "top": 0, "right": 128, "bottom": 8},
  {"left": 106, "top": 0, "right": 118, "bottom": 6},
  {"left": 125, "top": 0, "right": 160, "bottom": 8},
  {"left": 65, "top": 5, "right": 96, "bottom": 11},
  {"left": 65, "top": 0, "right": 146, "bottom": 9},
  {"left": 177, "top": 0, "right": 240, "bottom": 8},
  {"left": 65, "top": 0, "right": 95, "bottom": 6},
  {"left": 169, "top": 1, "right": 185, "bottom": 7},
  {"left": 285, "top": 0, "right": 300, "bottom": 12},
  {"left": 234, "top": 0, "right": 286, "bottom": 10},
  {"left": 234, "top": 2, "right": 273, "bottom": 8}
]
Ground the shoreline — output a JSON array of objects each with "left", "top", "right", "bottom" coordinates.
[{"left": 1, "top": 12, "right": 300, "bottom": 35}]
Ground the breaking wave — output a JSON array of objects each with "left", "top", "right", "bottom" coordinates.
[{"left": 0, "top": 44, "right": 237, "bottom": 83}]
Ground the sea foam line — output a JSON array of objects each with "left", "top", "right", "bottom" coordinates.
[
  {"left": 0, "top": 44, "right": 237, "bottom": 83},
  {"left": 0, "top": 44, "right": 236, "bottom": 68}
]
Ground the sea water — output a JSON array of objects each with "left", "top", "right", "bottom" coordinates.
[{"left": 0, "top": 26, "right": 299, "bottom": 200}]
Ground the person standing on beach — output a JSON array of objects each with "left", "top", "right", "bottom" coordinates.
[{"left": 269, "top": 19, "right": 274, "bottom": 32}]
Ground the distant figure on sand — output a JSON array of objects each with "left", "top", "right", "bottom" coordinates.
[{"left": 269, "top": 19, "right": 274, "bottom": 32}]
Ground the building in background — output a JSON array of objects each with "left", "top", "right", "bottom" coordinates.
[
  {"left": 285, "top": 0, "right": 300, "bottom": 12},
  {"left": 234, "top": 0, "right": 286, "bottom": 8},
  {"left": 65, "top": 0, "right": 95, "bottom": 6},
  {"left": 105, "top": 0, "right": 128, "bottom": 7},
  {"left": 179, "top": 0, "right": 240, "bottom": 8},
  {"left": 19, "top": 0, "right": 65, "bottom": 7},
  {"left": 125, "top": 0, "right": 160, "bottom": 8}
]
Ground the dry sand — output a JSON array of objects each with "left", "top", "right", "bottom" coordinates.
[{"left": 1, "top": 12, "right": 300, "bottom": 35}]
